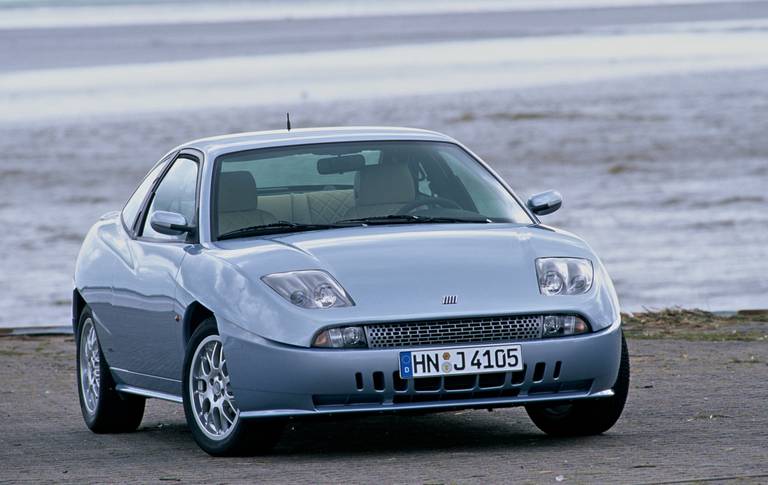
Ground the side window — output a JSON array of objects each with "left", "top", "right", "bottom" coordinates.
[
  {"left": 121, "top": 160, "right": 169, "bottom": 233},
  {"left": 141, "top": 157, "right": 199, "bottom": 241}
]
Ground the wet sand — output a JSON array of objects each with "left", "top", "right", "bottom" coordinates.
[{"left": 2, "top": 69, "right": 767, "bottom": 325}]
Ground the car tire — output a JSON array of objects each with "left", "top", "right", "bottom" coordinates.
[
  {"left": 525, "top": 332, "right": 630, "bottom": 436},
  {"left": 182, "top": 318, "right": 283, "bottom": 456},
  {"left": 76, "top": 306, "right": 146, "bottom": 433}
]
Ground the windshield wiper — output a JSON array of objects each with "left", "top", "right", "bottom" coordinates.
[
  {"left": 218, "top": 221, "right": 341, "bottom": 240},
  {"left": 219, "top": 215, "right": 492, "bottom": 240},
  {"left": 335, "top": 214, "right": 492, "bottom": 225}
]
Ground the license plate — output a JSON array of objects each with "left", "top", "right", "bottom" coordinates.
[{"left": 399, "top": 344, "right": 522, "bottom": 378}]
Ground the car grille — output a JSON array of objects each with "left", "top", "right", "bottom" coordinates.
[{"left": 364, "top": 315, "right": 544, "bottom": 349}]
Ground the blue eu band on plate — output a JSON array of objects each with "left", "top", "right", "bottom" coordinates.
[{"left": 399, "top": 344, "right": 522, "bottom": 378}]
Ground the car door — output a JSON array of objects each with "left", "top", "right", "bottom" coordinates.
[
  {"left": 110, "top": 152, "right": 201, "bottom": 394},
  {"left": 89, "top": 155, "right": 171, "bottom": 362}
]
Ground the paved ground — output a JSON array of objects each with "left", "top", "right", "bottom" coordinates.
[{"left": 1, "top": 335, "right": 766, "bottom": 484}]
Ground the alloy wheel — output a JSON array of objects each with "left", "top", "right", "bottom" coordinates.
[
  {"left": 79, "top": 318, "right": 101, "bottom": 414},
  {"left": 189, "top": 335, "right": 240, "bottom": 440}
]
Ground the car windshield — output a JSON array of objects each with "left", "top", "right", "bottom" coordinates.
[{"left": 212, "top": 141, "right": 532, "bottom": 239}]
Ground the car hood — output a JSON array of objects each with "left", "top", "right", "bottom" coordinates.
[{"left": 207, "top": 224, "right": 612, "bottom": 331}]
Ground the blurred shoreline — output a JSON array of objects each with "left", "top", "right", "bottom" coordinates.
[
  {"left": 0, "top": 0, "right": 757, "bottom": 30},
  {"left": 3, "top": 1, "right": 768, "bottom": 72},
  {"left": 1, "top": 0, "right": 767, "bottom": 327}
]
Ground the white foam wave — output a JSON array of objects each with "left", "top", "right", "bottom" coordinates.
[
  {"left": 1, "top": 27, "right": 767, "bottom": 122},
  {"left": 0, "top": 0, "right": 746, "bottom": 30}
]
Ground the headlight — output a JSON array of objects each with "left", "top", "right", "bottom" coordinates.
[
  {"left": 313, "top": 326, "right": 368, "bottom": 348},
  {"left": 542, "top": 315, "right": 590, "bottom": 337},
  {"left": 261, "top": 270, "right": 354, "bottom": 309},
  {"left": 536, "top": 257, "right": 593, "bottom": 295}
]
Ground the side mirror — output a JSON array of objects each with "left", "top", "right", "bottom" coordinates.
[
  {"left": 149, "top": 211, "right": 193, "bottom": 236},
  {"left": 527, "top": 190, "right": 562, "bottom": 216}
]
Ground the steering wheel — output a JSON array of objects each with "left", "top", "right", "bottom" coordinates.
[{"left": 397, "top": 197, "right": 462, "bottom": 215}]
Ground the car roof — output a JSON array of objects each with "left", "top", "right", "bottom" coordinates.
[{"left": 181, "top": 126, "right": 457, "bottom": 157}]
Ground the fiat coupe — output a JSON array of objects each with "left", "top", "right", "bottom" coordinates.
[{"left": 73, "top": 127, "right": 628, "bottom": 455}]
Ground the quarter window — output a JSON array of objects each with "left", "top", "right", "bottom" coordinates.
[
  {"left": 121, "top": 160, "right": 168, "bottom": 233},
  {"left": 141, "top": 157, "right": 199, "bottom": 241}
]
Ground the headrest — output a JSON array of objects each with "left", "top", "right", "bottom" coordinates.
[
  {"left": 219, "top": 171, "right": 259, "bottom": 212},
  {"left": 356, "top": 163, "right": 415, "bottom": 206}
]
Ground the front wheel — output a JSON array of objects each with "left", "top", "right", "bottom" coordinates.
[
  {"left": 525, "top": 332, "right": 630, "bottom": 436},
  {"left": 182, "top": 318, "right": 283, "bottom": 456},
  {"left": 76, "top": 306, "right": 145, "bottom": 433}
]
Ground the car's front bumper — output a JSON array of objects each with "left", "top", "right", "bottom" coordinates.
[{"left": 220, "top": 317, "right": 622, "bottom": 419}]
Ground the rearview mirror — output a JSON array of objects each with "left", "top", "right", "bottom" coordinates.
[
  {"left": 149, "top": 211, "right": 193, "bottom": 236},
  {"left": 527, "top": 190, "right": 562, "bottom": 216},
  {"left": 317, "top": 154, "right": 365, "bottom": 174}
]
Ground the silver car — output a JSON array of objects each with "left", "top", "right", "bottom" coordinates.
[{"left": 74, "top": 127, "right": 628, "bottom": 455}]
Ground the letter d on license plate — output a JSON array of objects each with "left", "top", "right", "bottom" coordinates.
[{"left": 399, "top": 344, "right": 522, "bottom": 378}]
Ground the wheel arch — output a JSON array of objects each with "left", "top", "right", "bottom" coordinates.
[
  {"left": 72, "top": 289, "right": 87, "bottom": 334},
  {"left": 182, "top": 301, "right": 215, "bottom": 346}
]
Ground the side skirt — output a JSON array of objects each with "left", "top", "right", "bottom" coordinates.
[
  {"left": 110, "top": 366, "right": 182, "bottom": 400},
  {"left": 116, "top": 384, "right": 183, "bottom": 404}
]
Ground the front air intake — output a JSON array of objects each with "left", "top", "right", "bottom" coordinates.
[{"left": 365, "top": 315, "right": 543, "bottom": 349}]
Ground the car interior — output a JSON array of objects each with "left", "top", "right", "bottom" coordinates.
[
  {"left": 220, "top": 167, "right": 414, "bottom": 233},
  {"left": 213, "top": 141, "right": 525, "bottom": 238},
  {"left": 218, "top": 160, "right": 427, "bottom": 235}
]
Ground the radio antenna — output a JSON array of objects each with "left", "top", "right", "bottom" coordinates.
[{"left": 286, "top": 112, "right": 291, "bottom": 132}]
